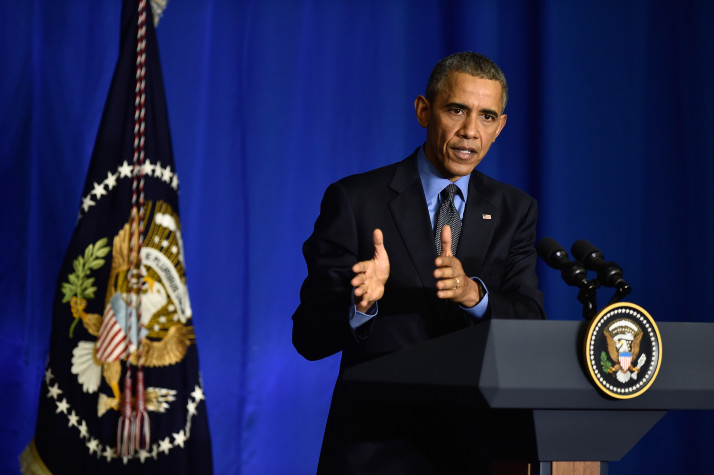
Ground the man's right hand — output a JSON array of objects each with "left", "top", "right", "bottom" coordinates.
[{"left": 351, "top": 228, "right": 390, "bottom": 313}]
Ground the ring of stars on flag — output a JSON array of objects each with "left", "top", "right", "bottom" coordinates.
[
  {"left": 81, "top": 158, "right": 179, "bottom": 217},
  {"left": 42, "top": 365, "right": 205, "bottom": 463}
]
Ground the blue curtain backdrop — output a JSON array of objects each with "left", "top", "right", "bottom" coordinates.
[{"left": 2, "top": 1, "right": 713, "bottom": 473}]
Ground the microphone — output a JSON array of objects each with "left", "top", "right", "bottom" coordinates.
[
  {"left": 536, "top": 237, "right": 589, "bottom": 288},
  {"left": 570, "top": 239, "right": 629, "bottom": 291}
]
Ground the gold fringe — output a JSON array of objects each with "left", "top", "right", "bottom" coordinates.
[
  {"left": 19, "top": 440, "right": 52, "bottom": 475},
  {"left": 150, "top": 0, "right": 168, "bottom": 27}
]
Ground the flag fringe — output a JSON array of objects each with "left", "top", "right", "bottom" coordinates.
[{"left": 19, "top": 440, "right": 52, "bottom": 475}]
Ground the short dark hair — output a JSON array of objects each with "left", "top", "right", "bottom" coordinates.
[{"left": 425, "top": 52, "right": 508, "bottom": 112}]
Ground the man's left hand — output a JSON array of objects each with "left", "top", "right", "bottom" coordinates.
[{"left": 434, "top": 225, "right": 482, "bottom": 308}]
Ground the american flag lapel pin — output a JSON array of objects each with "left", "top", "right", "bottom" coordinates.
[{"left": 482, "top": 213, "right": 492, "bottom": 220}]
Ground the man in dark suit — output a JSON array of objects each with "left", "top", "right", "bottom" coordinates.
[{"left": 292, "top": 52, "right": 546, "bottom": 474}]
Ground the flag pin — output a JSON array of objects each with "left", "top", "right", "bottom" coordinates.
[{"left": 482, "top": 214, "right": 492, "bottom": 220}]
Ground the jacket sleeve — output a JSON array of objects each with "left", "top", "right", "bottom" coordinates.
[{"left": 292, "top": 181, "right": 367, "bottom": 361}]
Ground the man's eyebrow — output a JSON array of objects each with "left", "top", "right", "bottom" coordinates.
[
  {"left": 445, "top": 102, "right": 500, "bottom": 117},
  {"left": 445, "top": 102, "right": 471, "bottom": 111}
]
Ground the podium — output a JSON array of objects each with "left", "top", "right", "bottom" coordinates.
[{"left": 342, "top": 320, "right": 714, "bottom": 474}]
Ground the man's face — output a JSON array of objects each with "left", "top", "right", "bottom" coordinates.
[{"left": 415, "top": 72, "right": 507, "bottom": 182}]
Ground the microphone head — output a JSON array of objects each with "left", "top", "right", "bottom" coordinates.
[
  {"left": 537, "top": 237, "right": 570, "bottom": 270},
  {"left": 571, "top": 239, "right": 604, "bottom": 269},
  {"left": 537, "top": 237, "right": 590, "bottom": 288},
  {"left": 572, "top": 239, "right": 628, "bottom": 288}
]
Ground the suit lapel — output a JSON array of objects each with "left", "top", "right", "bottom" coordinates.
[
  {"left": 458, "top": 171, "right": 496, "bottom": 269},
  {"left": 386, "top": 157, "right": 499, "bottom": 285},
  {"left": 388, "top": 154, "right": 436, "bottom": 288}
]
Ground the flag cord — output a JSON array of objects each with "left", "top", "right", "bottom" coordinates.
[{"left": 118, "top": 0, "right": 149, "bottom": 457}]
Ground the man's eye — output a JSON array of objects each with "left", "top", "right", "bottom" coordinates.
[
  {"left": 450, "top": 108, "right": 464, "bottom": 115},
  {"left": 482, "top": 114, "right": 494, "bottom": 121}
]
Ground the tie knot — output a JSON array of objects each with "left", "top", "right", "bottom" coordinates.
[{"left": 441, "top": 183, "right": 459, "bottom": 203}]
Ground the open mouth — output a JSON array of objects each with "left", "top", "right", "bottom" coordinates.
[{"left": 452, "top": 147, "right": 477, "bottom": 156}]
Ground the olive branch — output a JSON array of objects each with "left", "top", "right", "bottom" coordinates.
[
  {"left": 600, "top": 351, "right": 613, "bottom": 373},
  {"left": 61, "top": 237, "right": 111, "bottom": 337}
]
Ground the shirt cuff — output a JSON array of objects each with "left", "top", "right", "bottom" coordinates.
[
  {"left": 349, "top": 290, "right": 378, "bottom": 329},
  {"left": 460, "top": 277, "right": 488, "bottom": 319}
]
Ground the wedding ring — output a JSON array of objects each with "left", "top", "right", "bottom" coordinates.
[{"left": 455, "top": 278, "right": 460, "bottom": 289}]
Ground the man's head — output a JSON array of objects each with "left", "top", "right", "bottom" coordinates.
[
  {"left": 415, "top": 52, "right": 508, "bottom": 182},
  {"left": 425, "top": 52, "right": 508, "bottom": 112}
]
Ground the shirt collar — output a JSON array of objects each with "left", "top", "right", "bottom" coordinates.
[{"left": 417, "top": 146, "right": 470, "bottom": 203}]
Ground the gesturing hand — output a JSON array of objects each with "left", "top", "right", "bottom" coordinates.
[
  {"left": 351, "top": 229, "right": 390, "bottom": 313},
  {"left": 434, "top": 225, "right": 482, "bottom": 308}
]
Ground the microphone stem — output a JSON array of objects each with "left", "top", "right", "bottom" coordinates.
[
  {"left": 608, "top": 282, "right": 632, "bottom": 305},
  {"left": 578, "top": 280, "right": 599, "bottom": 320}
]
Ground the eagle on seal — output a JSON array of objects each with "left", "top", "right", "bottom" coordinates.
[{"left": 605, "top": 328, "right": 643, "bottom": 374}]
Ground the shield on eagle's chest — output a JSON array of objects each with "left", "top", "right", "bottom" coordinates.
[{"left": 619, "top": 352, "right": 632, "bottom": 372}]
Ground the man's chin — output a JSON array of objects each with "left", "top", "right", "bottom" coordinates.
[{"left": 446, "top": 159, "right": 481, "bottom": 178}]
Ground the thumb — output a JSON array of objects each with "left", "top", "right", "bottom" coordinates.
[
  {"left": 372, "top": 228, "right": 386, "bottom": 259},
  {"left": 440, "top": 225, "right": 452, "bottom": 257}
]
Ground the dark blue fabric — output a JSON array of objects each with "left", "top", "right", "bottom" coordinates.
[{"left": 2, "top": 1, "right": 713, "bottom": 473}]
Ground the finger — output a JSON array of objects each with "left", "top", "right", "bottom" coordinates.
[
  {"left": 352, "top": 260, "right": 370, "bottom": 274},
  {"left": 435, "top": 253, "right": 461, "bottom": 276},
  {"left": 440, "top": 225, "right": 452, "bottom": 257},
  {"left": 434, "top": 255, "right": 454, "bottom": 272},
  {"left": 436, "top": 288, "right": 456, "bottom": 300},
  {"left": 433, "top": 265, "right": 453, "bottom": 279},
  {"left": 435, "top": 276, "right": 459, "bottom": 290},
  {"left": 435, "top": 279, "right": 463, "bottom": 301}
]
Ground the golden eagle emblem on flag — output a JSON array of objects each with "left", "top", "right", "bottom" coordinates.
[{"left": 65, "top": 201, "right": 194, "bottom": 416}]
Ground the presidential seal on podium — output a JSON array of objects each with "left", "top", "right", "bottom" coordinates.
[{"left": 584, "top": 302, "right": 663, "bottom": 399}]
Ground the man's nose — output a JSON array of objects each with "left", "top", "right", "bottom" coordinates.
[{"left": 458, "top": 115, "right": 479, "bottom": 139}]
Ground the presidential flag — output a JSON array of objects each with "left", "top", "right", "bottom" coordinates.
[{"left": 21, "top": 1, "right": 212, "bottom": 473}]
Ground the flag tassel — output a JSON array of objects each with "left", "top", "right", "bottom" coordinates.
[
  {"left": 132, "top": 366, "right": 150, "bottom": 451},
  {"left": 117, "top": 367, "right": 134, "bottom": 457}
]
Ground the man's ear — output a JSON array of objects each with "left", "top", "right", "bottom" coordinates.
[
  {"left": 414, "top": 95, "right": 430, "bottom": 128},
  {"left": 493, "top": 114, "right": 507, "bottom": 141}
]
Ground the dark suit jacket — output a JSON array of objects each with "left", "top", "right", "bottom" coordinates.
[{"left": 292, "top": 151, "right": 545, "bottom": 473}]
